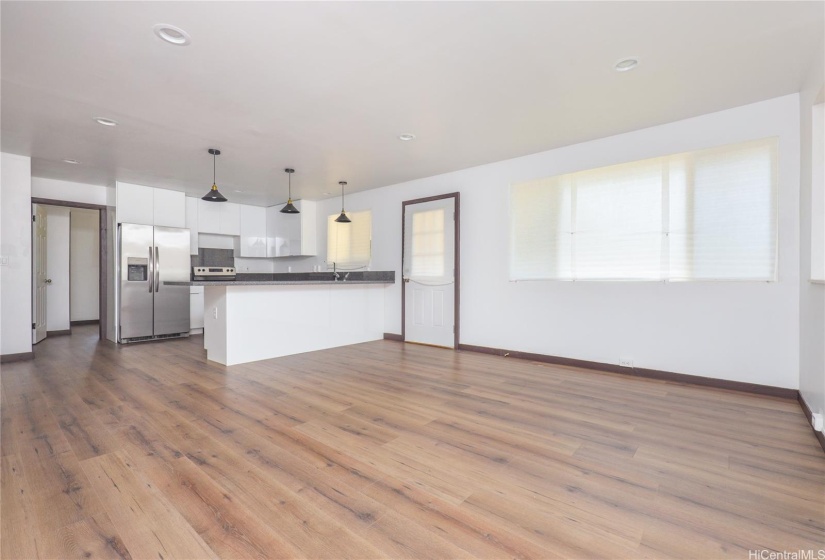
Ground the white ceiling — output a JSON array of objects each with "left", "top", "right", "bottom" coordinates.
[{"left": 2, "top": 1, "right": 822, "bottom": 206}]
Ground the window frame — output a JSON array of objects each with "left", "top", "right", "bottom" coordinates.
[{"left": 509, "top": 137, "right": 780, "bottom": 283}]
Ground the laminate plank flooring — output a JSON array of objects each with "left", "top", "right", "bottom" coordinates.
[{"left": 1, "top": 326, "right": 823, "bottom": 559}]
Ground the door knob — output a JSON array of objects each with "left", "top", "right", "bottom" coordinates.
[
  {"left": 45, "top": 279, "right": 52, "bottom": 284},
  {"left": 403, "top": 278, "right": 410, "bottom": 283}
]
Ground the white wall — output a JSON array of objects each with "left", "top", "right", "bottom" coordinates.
[
  {"left": 32, "top": 177, "right": 114, "bottom": 207},
  {"left": 70, "top": 208, "right": 99, "bottom": 321},
  {"left": 309, "top": 94, "right": 802, "bottom": 389},
  {"left": 44, "top": 206, "right": 70, "bottom": 331},
  {"left": 811, "top": 102, "right": 825, "bottom": 282},
  {"left": 799, "top": 40, "right": 825, "bottom": 419},
  {"left": 0, "top": 153, "right": 33, "bottom": 356}
]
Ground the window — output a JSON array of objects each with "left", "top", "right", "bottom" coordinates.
[
  {"left": 327, "top": 210, "right": 372, "bottom": 269},
  {"left": 510, "top": 137, "right": 779, "bottom": 281},
  {"left": 411, "top": 208, "right": 446, "bottom": 278}
]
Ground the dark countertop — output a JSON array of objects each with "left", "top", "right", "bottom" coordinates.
[{"left": 165, "top": 270, "right": 395, "bottom": 287}]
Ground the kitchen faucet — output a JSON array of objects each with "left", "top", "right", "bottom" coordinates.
[{"left": 332, "top": 262, "right": 341, "bottom": 281}]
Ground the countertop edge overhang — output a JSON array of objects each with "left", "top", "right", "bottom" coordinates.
[
  {"left": 166, "top": 279, "right": 395, "bottom": 286},
  {"left": 166, "top": 270, "right": 395, "bottom": 287}
]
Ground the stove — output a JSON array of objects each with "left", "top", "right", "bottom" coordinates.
[{"left": 192, "top": 266, "right": 236, "bottom": 280}]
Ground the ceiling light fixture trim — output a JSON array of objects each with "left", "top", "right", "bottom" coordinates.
[
  {"left": 202, "top": 148, "right": 228, "bottom": 202},
  {"left": 398, "top": 133, "right": 416, "bottom": 141},
  {"left": 153, "top": 24, "right": 192, "bottom": 46},
  {"left": 614, "top": 57, "right": 640, "bottom": 72},
  {"left": 94, "top": 117, "right": 118, "bottom": 127},
  {"left": 62, "top": 159, "right": 80, "bottom": 164}
]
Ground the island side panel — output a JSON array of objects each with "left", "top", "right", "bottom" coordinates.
[
  {"left": 223, "top": 284, "right": 385, "bottom": 366},
  {"left": 203, "top": 285, "right": 228, "bottom": 364}
]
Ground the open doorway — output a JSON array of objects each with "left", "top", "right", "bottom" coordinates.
[
  {"left": 31, "top": 198, "right": 108, "bottom": 343},
  {"left": 401, "top": 192, "right": 460, "bottom": 348}
]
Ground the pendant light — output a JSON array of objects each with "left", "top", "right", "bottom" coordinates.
[
  {"left": 202, "top": 148, "right": 227, "bottom": 202},
  {"left": 280, "top": 168, "right": 300, "bottom": 214},
  {"left": 334, "top": 181, "right": 351, "bottom": 223}
]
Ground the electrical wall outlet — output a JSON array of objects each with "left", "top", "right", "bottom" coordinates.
[
  {"left": 813, "top": 412, "right": 824, "bottom": 432},
  {"left": 0, "top": 256, "right": 8, "bottom": 266},
  {"left": 619, "top": 358, "right": 634, "bottom": 368},
  {"left": 212, "top": 307, "right": 218, "bottom": 319}
]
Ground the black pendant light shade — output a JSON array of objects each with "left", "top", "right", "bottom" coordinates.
[
  {"left": 202, "top": 148, "right": 227, "bottom": 202},
  {"left": 280, "top": 168, "right": 300, "bottom": 214},
  {"left": 335, "top": 181, "right": 351, "bottom": 223}
]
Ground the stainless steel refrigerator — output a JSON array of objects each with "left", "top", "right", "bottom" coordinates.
[{"left": 119, "top": 223, "right": 190, "bottom": 342}]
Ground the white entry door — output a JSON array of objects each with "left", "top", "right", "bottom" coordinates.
[
  {"left": 403, "top": 196, "right": 456, "bottom": 348},
  {"left": 32, "top": 204, "right": 48, "bottom": 344}
]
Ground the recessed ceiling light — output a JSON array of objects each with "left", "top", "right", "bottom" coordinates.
[
  {"left": 94, "top": 117, "right": 118, "bottom": 127},
  {"left": 233, "top": 189, "right": 243, "bottom": 193},
  {"left": 153, "top": 24, "right": 191, "bottom": 46},
  {"left": 398, "top": 133, "right": 416, "bottom": 141},
  {"left": 62, "top": 159, "right": 80, "bottom": 164},
  {"left": 614, "top": 57, "right": 640, "bottom": 72}
]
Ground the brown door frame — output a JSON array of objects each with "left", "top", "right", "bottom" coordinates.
[
  {"left": 401, "top": 192, "right": 460, "bottom": 348},
  {"left": 31, "top": 197, "right": 108, "bottom": 341}
]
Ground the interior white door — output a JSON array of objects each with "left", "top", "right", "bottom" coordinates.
[
  {"left": 403, "top": 197, "right": 456, "bottom": 348},
  {"left": 32, "top": 204, "right": 48, "bottom": 344}
]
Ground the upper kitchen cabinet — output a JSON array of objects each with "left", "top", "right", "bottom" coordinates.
[
  {"left": 185, "top": 197, "right": 199, "bottom": 255},
  {"left": 235, "top": 205, "right": 267, "bottom": 257},
  {"left": 116, "top": 182, "right": 185, "bottom": 227},
  {"left": 198, "top": 200, "right": 240, "bottom": 236},
  {"left": 153, "top": 188, "right": 186, "bottom": 228},
  {"left": 116, "top": 182, "right": 154, "bottom": 225},
  {"left": 220, "top": 202, "right": 241, "bottom": 236},
  {"left": 267, "top": 200, "right": 317, "bottom": 257}
]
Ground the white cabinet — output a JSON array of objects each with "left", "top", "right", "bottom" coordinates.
[
  {"left": 116, "top": 182, "right": 185, "bottom": 227},
  {"left": 190, "top": 287, "right": 204, "bottom": 331},
  {"left": 267, "top": 200, "right": 317, "bottom": 257},
  {"left": 220, "top": 202, "right": 240, "bottom": 236},
  {"left": 116, "top": 182, "right": 154, "bottom": 225},
  {"left": 185, "top": 197, "right": 199, "bottom": 255},
  {"left": 197, "top": 199, "right": 222, "bottom": 234},
  {"left": 235, "top": 205, "right": 267, "bottom": 257},
  {"left": 198, "top": 200, "right": 240, "bottom": 236},
  {"left": 153, "top": 188, "right": 186, "bottom": 228}
]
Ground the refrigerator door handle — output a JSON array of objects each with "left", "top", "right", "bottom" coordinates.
[
  {"left": 148, "top": 247, "right": 154, "bottom": 292},
  {"left": 155, "top": 246, "right": 160, "bottom": 292}
]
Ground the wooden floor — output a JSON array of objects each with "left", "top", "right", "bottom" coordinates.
[{"left": 1, "top": 326, "right": 823, "bottom": 559}]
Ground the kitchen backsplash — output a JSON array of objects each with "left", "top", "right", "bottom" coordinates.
[
  {"left": 192, "top": 247, "right": 327, "bottom": 274},
  {"left": 192, "top": 248, "right": 234, "bottom": 268},
  {"left": 234, "top": 257, "right": 275, "bottom": 273}
]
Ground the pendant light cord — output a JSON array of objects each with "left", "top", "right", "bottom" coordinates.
[
  {"left": 213, "top": 153, "right": 216, "bottom": 185},
  {"left": 341, "top": 182, "right": 345, "bottom": 211}
]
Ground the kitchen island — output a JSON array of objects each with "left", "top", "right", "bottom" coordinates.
[{"left": 166, "top": 271, "right": 394, "bottom": 365}]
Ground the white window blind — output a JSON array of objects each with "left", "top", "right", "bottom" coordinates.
[
  {"left": 327, "top": 210, "right": 372, "bottom": 269},
  {"left": 510, "top": 137, "right": 779, "bottom": 281},
  {"left": 402, "top": 200, "right": 456, "bottom": 285},
  {"left": 410, "top": 208, "right": 446, "bottom": 278}
]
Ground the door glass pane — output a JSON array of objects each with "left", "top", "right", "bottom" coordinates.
[{"left": 411, "top": 209, "right": 445, "bottom": 277}]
